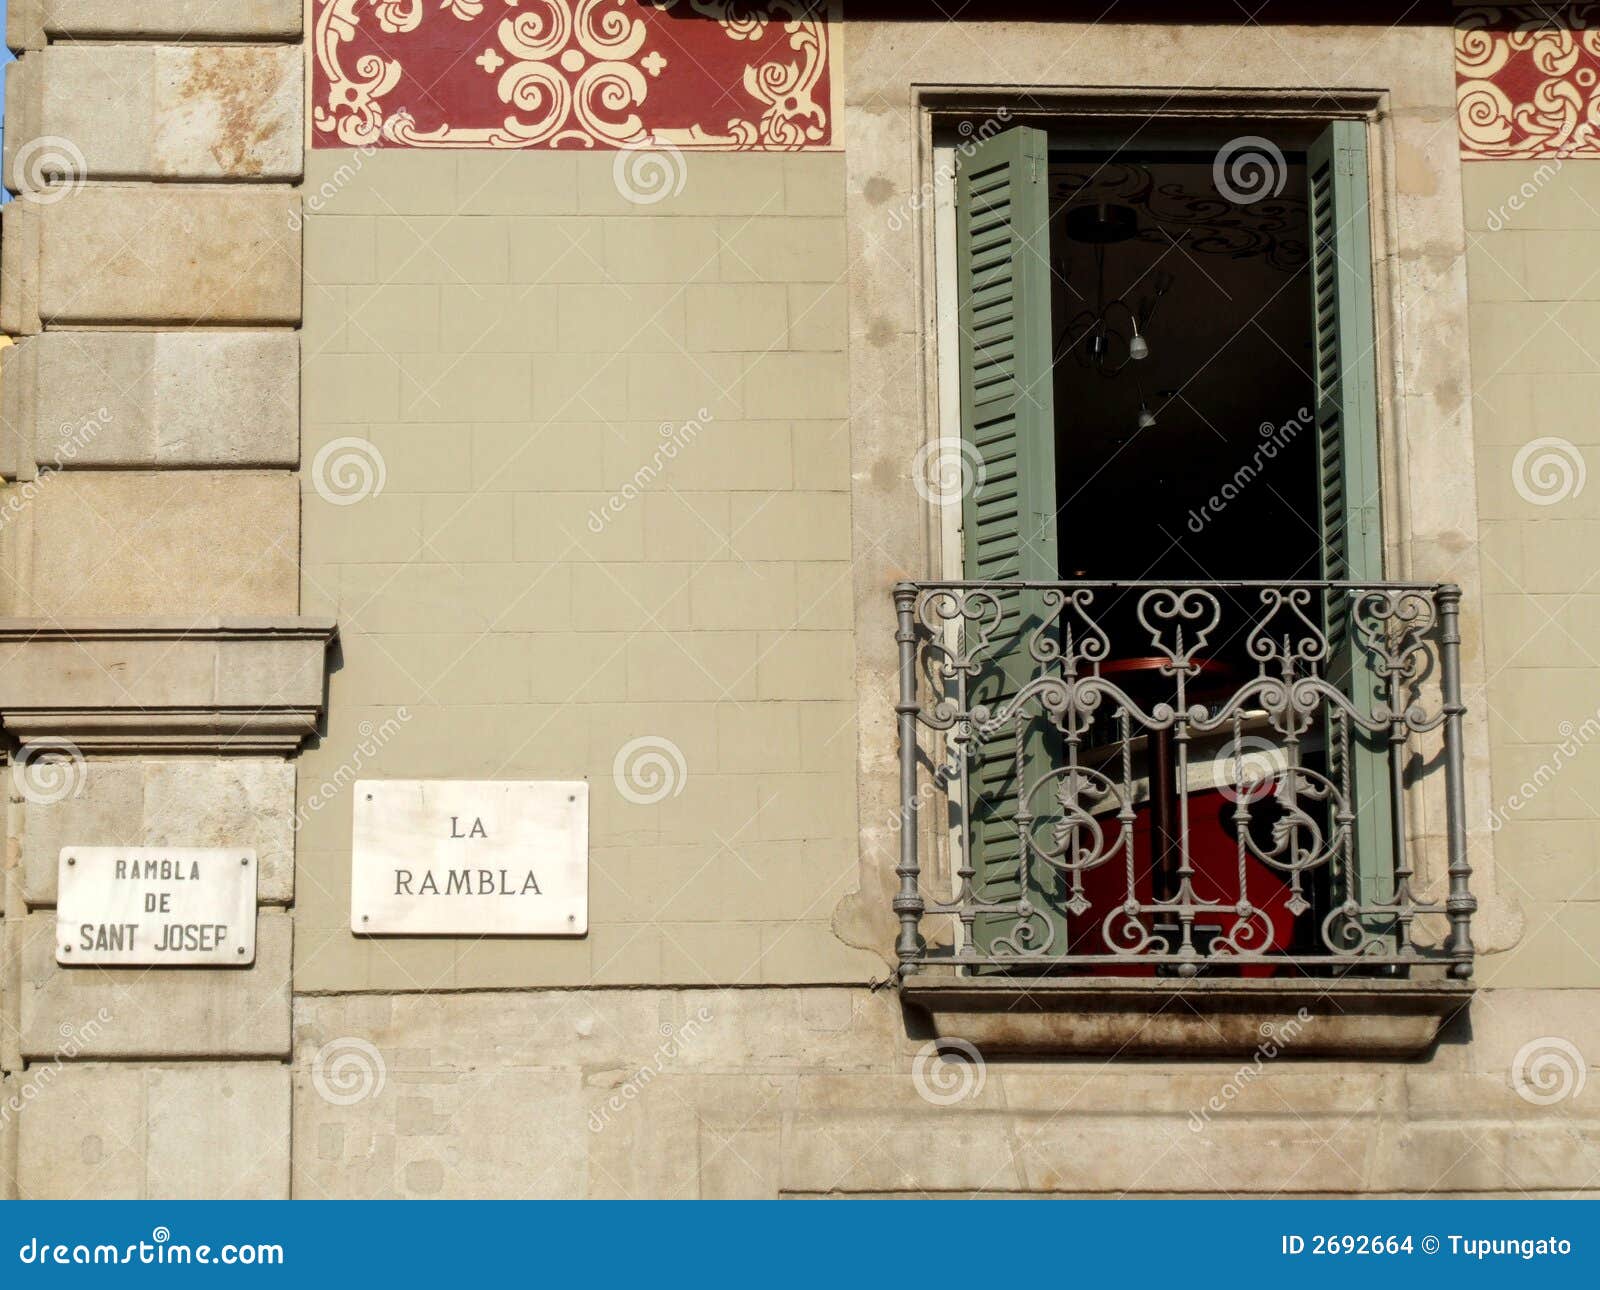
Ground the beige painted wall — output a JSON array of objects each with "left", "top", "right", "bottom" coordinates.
[
  {"left": 296, "top": 150, "right": 881, "bottom": 989},
  {"left": 1465, "top": 159, "right": 1600, "bottom": 987}
]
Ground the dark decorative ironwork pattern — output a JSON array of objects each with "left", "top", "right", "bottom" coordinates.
[
  {"left": 892, "top": 580, "right": 1476, "bottom": 978},
  {"left": 1051, "top": 165, "right": 1309, "bottom": 272}
]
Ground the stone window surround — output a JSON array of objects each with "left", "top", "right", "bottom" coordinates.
[{"left": 837, "top": 82, "right": 1518, "bottom": 1033}]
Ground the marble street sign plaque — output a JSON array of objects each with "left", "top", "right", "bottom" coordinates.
[
  {"left": 352, "top": 780, "right": 588, "bottom": 936},
  {"left": 57, "top": 847, "right": 258, "bottom": 966}
]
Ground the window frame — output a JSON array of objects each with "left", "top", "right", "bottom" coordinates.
[{"left": 920, "top": 94, "right": 1420, "bottom": 959}]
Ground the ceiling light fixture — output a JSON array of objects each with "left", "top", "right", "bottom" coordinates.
[{"left": 1054, "top": 202, "right": 1177, "bottom": 434}]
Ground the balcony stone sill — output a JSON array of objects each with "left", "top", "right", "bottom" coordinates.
[{"left": 899, "top": 975, "right": 1473, "bottom": 1058}]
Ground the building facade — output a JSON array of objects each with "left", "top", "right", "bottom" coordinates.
[{"left": 0, "top": 0, "right": 1596, "bottom": 1197}]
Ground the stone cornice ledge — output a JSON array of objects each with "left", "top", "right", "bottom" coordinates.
[
  {"left": 899, "top": 976, "right": 1474, "bottom": 1058},
  {"left": 0, "top": 617, "right": 338, "bottom": 754}
]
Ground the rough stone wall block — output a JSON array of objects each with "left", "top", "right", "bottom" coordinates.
[
  {"left": 1, "top": 909, "right": 17, "bottom": 1077},
  {"left": 1, "top": 0, "right": 311, "bottom": 1210},
  {"left": 10, "top": 1, "right": 303, "bottom": 49},
  {"left": 19, "top": 911, "right": 292, "bottom": 1060},
  {"left": 17, "top": 1064, "right": 290, "bottom": 1199},
  {"left": 0, "top": 472, "right": 302, "bottom": 618},
  {"left": 0, "top": 1074, "right": 14, "bottom": 1200},
  {"left": 27, "top": 186, "right": 301, "bottom": 326},
  {"left": 3, "top": 46, "right": 302, "bottom": 186},
  {"left": 0, "top": 340, "right": 38, "bottom": 479},
  {"left": 1, "top": 54, "right": 42, "bottom": 187},
  {"left": 3, "top": 332, "right": 300, "bottom": 473},
  {"left": 0, "top": 200, "right": 42, "bottom": 335},
  {"left": 5, "top": 0, "right": 42, "bottom": 51},
  {"left": 20, "top": 759, "right": 298, "bottom": 907}
]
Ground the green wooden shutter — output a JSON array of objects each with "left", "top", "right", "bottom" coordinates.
[
  {"left": 955, "top": 125, "right": 1065, "bottom": 958},
  {"left": 1308, "top": 120, "right": 1394, "bottom": 910}
]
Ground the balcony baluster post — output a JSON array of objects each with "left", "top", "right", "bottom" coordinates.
[
  {"left": 1387, "top": 615, "right": 1413, "bottom": 957},
  {"left": 893, "top": 583, "right": 925, "bottom": 974},
  {"left": 1437, "top": 585, "right": 1477, "bottom": 978}
]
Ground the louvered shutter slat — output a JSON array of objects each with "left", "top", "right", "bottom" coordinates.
[{"left": 955, "top": 126, "right": 1065, "bottom": 958}]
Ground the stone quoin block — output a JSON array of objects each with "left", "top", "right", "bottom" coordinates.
[
  {"left": 1, "top": 332, "right": 300, "bottom": 474},
  {"left": 18, "top": 911, "right": 292, "bottom": 1060},
  {"left": 16, "top": 1063, "right": 290, "bottom": 1199},
  {"left": 4, "top": 473, "right": 301, "bottom": 618},
  {"left": 2, "top": 45, "right": 301, "bottom": 185},
  {"left": 23, "top": 186, "right": 300, "bottom": 326},
  {"left": 8, "top": 0, "right": 303, "bottom": 49},
  {"left": 20, "top": 759, "right": 298, "bottom": 907}
]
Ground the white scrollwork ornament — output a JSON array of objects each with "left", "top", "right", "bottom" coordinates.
[
  {"left": 375, "top": 0, "right": 423, "bottom": 33},
  {"left": 313, "top": 0, "right": 831, "bottom": 151},
  {"left": 1457, "top": 6, "right": 1600, "bottom": 158}
]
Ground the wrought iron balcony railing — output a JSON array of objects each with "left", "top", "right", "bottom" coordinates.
[{"left": 893, "top": 580, "right": 1475, "bottom": 979}]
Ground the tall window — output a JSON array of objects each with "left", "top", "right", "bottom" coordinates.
[{"left": 951, "top": 120, "right": 1391, "bottom": 963}]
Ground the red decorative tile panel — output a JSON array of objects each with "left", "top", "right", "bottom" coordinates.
[
  {"left": 311, "top": 0, "right": 837, "bottom": 150},
  {"left": 1458, "top": 4, "right": 1600, "bottom": 158}
]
